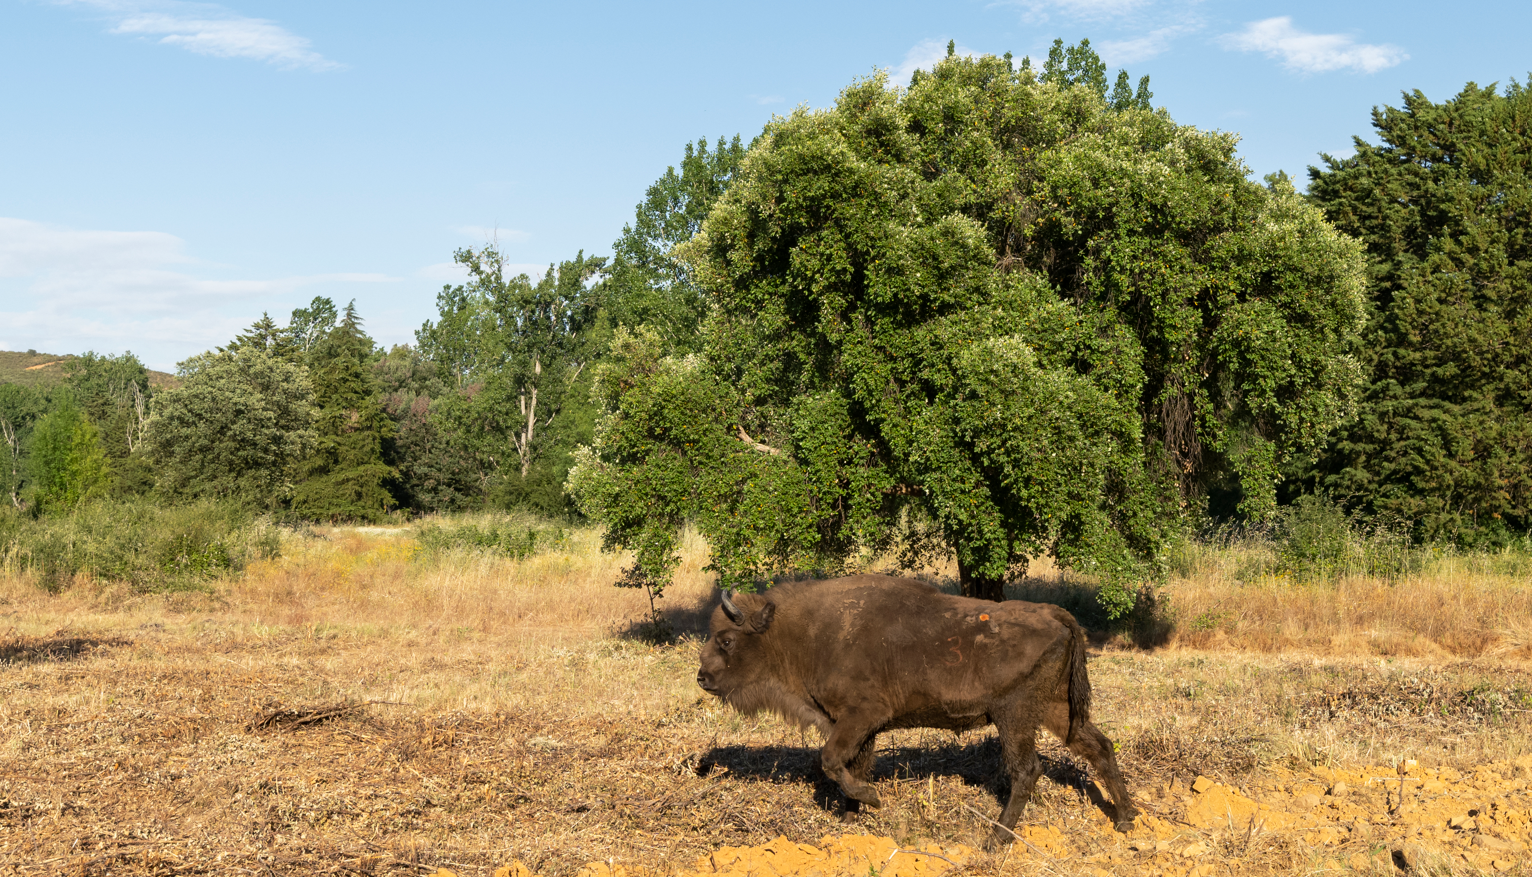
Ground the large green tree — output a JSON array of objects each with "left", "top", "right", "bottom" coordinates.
[
  {"left": 1305, "top": 79, "right": 1532, "bottom": 542},
  {"left": 288, "top": 296, "right": 340, "bottom": 357},
  {"left": 223, "top": 312, "right": 301, "bottom": 363},
  {"left": 148, "top": 344, "right": 316, "bottom": 506},
  {"left": 372, "top": 344, "right": 478, "bottom": 513},
  {"left": 0, "top": 384, "right": 46, "bottom": 508},
  {"left": 63, "top": 351, "right": 155, "bottom": 495},
  {"left": 27, "top": 393, "right": 108, "bottom": 512},
  {"left": 599, "top": 135, "right": 750, "bottom": 353},
  {"left": 570, "top": 51, "right": 1367, "bottom": 608},
  {"left": 290, "top": 302, "right": 397, "bottom": 521},
  {"left": 419, "top": 247, "right": 605, "bottom": 512}
]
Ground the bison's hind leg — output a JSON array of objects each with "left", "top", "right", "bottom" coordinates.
[
  {"left": 1044, "top": 705, "right": 1138, "bottom": 832},
  {"left": 987, "top": 706, "right": 1046, "bottom": 851}
]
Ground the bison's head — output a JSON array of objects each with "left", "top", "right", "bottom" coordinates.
[{"left": 695, "top": 589, "right": 776, "bottom": 699}]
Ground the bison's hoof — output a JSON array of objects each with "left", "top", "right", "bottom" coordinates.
[
  {"left": 983, "top": 829, "right": 1013, "bottom": 852},
  {"left": 1114, "top": 812, "right": 1139, "bottom": 833},
  {"left": 842, "top": 784, "right": 881, "bottom": 809}
]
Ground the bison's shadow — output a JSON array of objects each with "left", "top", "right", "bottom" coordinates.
[{"left": 699, "top": 735, "right": 1116, "bottom": 822}]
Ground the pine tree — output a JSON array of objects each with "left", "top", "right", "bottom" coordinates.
[
  {"left": 1306, "top": 79, "right": 1532, "bottom": 543},
  {"left": 290, "top": 302, "right": 398, "bottom": 522},
  {"left": 223, "top": 313, "right": 300, "bottom": 363}
]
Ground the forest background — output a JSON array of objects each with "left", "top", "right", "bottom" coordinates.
[{"left": 2, "top": 42, "right": 1528, "bottom": 618}]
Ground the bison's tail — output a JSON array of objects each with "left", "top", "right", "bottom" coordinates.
[{"left": 1061, "top": 610, "right": 1092, "bottom": 745}]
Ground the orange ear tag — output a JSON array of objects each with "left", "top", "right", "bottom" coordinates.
[{"left": 979, "top": 614, "right": 990, "bottom": 621}]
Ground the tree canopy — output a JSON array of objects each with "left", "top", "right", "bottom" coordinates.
[
  {"left": 148, "top": 345, "right": 316, "bottom": 507},
  {"left": 419, "top": 247, "right": 606, "bottom": 513},
  {"left": 1305, "top": 79, "right": 1532, "bottom": 543},
  {"left": 570, "top": 52, "right": 1367, "bottom": 610},
  {"left": 28, "top": 392, "right": 109, "bottom": 512},
  {"left": 600, "top": 135, "right": 750, "bottom": 354},
  {"left": 0, "top": 384, "right": 47, "bottom": 508},
  {"left": 290, "top": 302, "right": 397, "bottom": 522}
]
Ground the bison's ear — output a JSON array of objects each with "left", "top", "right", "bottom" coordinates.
[{"left": 749, "top": 601, "right": 776, "bottom": 633}]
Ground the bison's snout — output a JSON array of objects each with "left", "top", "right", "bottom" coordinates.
[{"left": 696, "top": 671, "right": 718, "bottom": 693}]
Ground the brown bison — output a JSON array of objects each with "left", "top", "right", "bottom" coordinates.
[{"left": 695, "top": 574, "right": 1137, "bottom": 847}]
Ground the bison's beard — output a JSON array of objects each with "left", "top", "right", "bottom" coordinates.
[{"left": 719, "top": 677, "right": 832, "bottom": 737}]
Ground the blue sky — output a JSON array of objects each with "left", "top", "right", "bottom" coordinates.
[{"left": 3, "top": 0, "right": 1527, "bottom": 372}]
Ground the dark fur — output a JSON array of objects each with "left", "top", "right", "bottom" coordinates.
[{"left": 696, "top": 574, "right": 1136, "bottom": 847}]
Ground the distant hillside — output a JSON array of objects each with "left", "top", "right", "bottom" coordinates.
[{"left": 0, "top": 350, "right": 179, "bottom": 391}]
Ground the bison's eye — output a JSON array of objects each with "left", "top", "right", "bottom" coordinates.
[{"left": 718, "top": 634, "right": 735, "bottom": 651}]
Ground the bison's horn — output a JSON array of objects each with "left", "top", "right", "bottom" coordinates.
[{"left": 720, "top": 589, "right": 744, "bottom": 625}]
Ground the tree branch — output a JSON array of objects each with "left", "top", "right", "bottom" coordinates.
[{"left": 736, "top": 426, "right": 783, "bottom": 456}]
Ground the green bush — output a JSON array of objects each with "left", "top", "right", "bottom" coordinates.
[
  {"left": 0, "top": 499, "right": 281, "bottom": 592},
  {"left": 413, "top": 515, "right": 568, "bottom": 559},
  {"left": 1273, "top": 495, "right": 1426, "bottom": 583}
]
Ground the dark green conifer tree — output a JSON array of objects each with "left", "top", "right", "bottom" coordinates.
[
  {"left": 1305, "top": 79, "right": 1532, "bottom": 543},
  {"left": 290, "top": 302, "right": 398, "bottom": 522},
  {"left": 223, "top": 312, "right": 301, "bottom": 363}
]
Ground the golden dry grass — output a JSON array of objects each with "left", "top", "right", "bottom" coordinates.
[
  {"left": 1158, "top": 543, "right": 1532, "bottom": 658},
  {"left": 1, "top": 522, "right": 1530, "bottom": 876}
]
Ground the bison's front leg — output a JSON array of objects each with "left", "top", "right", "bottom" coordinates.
[
  {"left": 983, "top": 702, "right": 1048, "bottom": 852},
  {"left": 820, "top": 721, "right": 882, "bottom": 810},
  {"left": 838, "top": 732, "right": 880, "bottom": 821}
]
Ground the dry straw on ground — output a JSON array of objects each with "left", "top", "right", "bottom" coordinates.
[{"left": 1, "top": 521, "right": 1530, "bottom": 876}]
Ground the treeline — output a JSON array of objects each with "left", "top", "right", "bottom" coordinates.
[
  {"left": 0, "top": 131, "right": 748, "bottom": 523},
  {"left": 1, "top": 40, "right": 1527, "bottom": 584}
]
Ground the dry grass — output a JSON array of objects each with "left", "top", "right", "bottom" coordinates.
[
  {"left": 1, "top": 523, "right": 1531, "bottom": 876},
  {"left": 1157, "top": 542, "right": 1532, "bottom": 658}
]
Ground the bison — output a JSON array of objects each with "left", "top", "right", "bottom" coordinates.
[{"left": 695, "top": 574, "right": 1137, "bottom": 847}]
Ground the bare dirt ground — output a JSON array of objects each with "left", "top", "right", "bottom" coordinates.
[{"left": 2, "top": 526, "right": 1531, "bottom": 876}]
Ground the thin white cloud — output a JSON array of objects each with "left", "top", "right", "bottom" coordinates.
[
  {"left": 1220, "top": 17, "right": 1406, "bottom": 74},
  {"left": 57, "top": 0, "right": 341, "bottom": 71},
  {"left": 0, "top": 217, "right": 392, "bottom": 370},
  {"left": 416, "top": 261, "right": 469, "bottom": 284},
  {"left": 752, "top": 94, "right": 785, "bottom": 105},
  {"left": 1000, "top": 0, "right": 1148, "bottom": 24},
  {"left": 1098, "top": 24, "right": 1196, "bottom": 65},
  {"left": 892, "top": 38, "right": 979, "bottom": 84}
]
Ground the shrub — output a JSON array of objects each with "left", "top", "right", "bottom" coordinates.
[
  {"left": 0, "top": 499, "right": 280, "bottom": 592},
  {"left": 1273, "top": 495, "right": 1426, "bottom": 583},
  {"left": 413, "top": 514, "right": 568, "bottom": 559}
]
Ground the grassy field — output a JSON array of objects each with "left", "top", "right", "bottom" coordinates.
[{"left": 2, "top": 518, "right": 1531, "bottom": 875}]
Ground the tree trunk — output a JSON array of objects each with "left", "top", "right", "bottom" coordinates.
[
  {"left": 956, "top": 555, "right": 1007, "bottom": 602},
  {"left": 1, "top": 417, "right": 19, "bottom": 509},
  {"left": 517, "top": 356, "right": 540, "bottom": 480}
]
